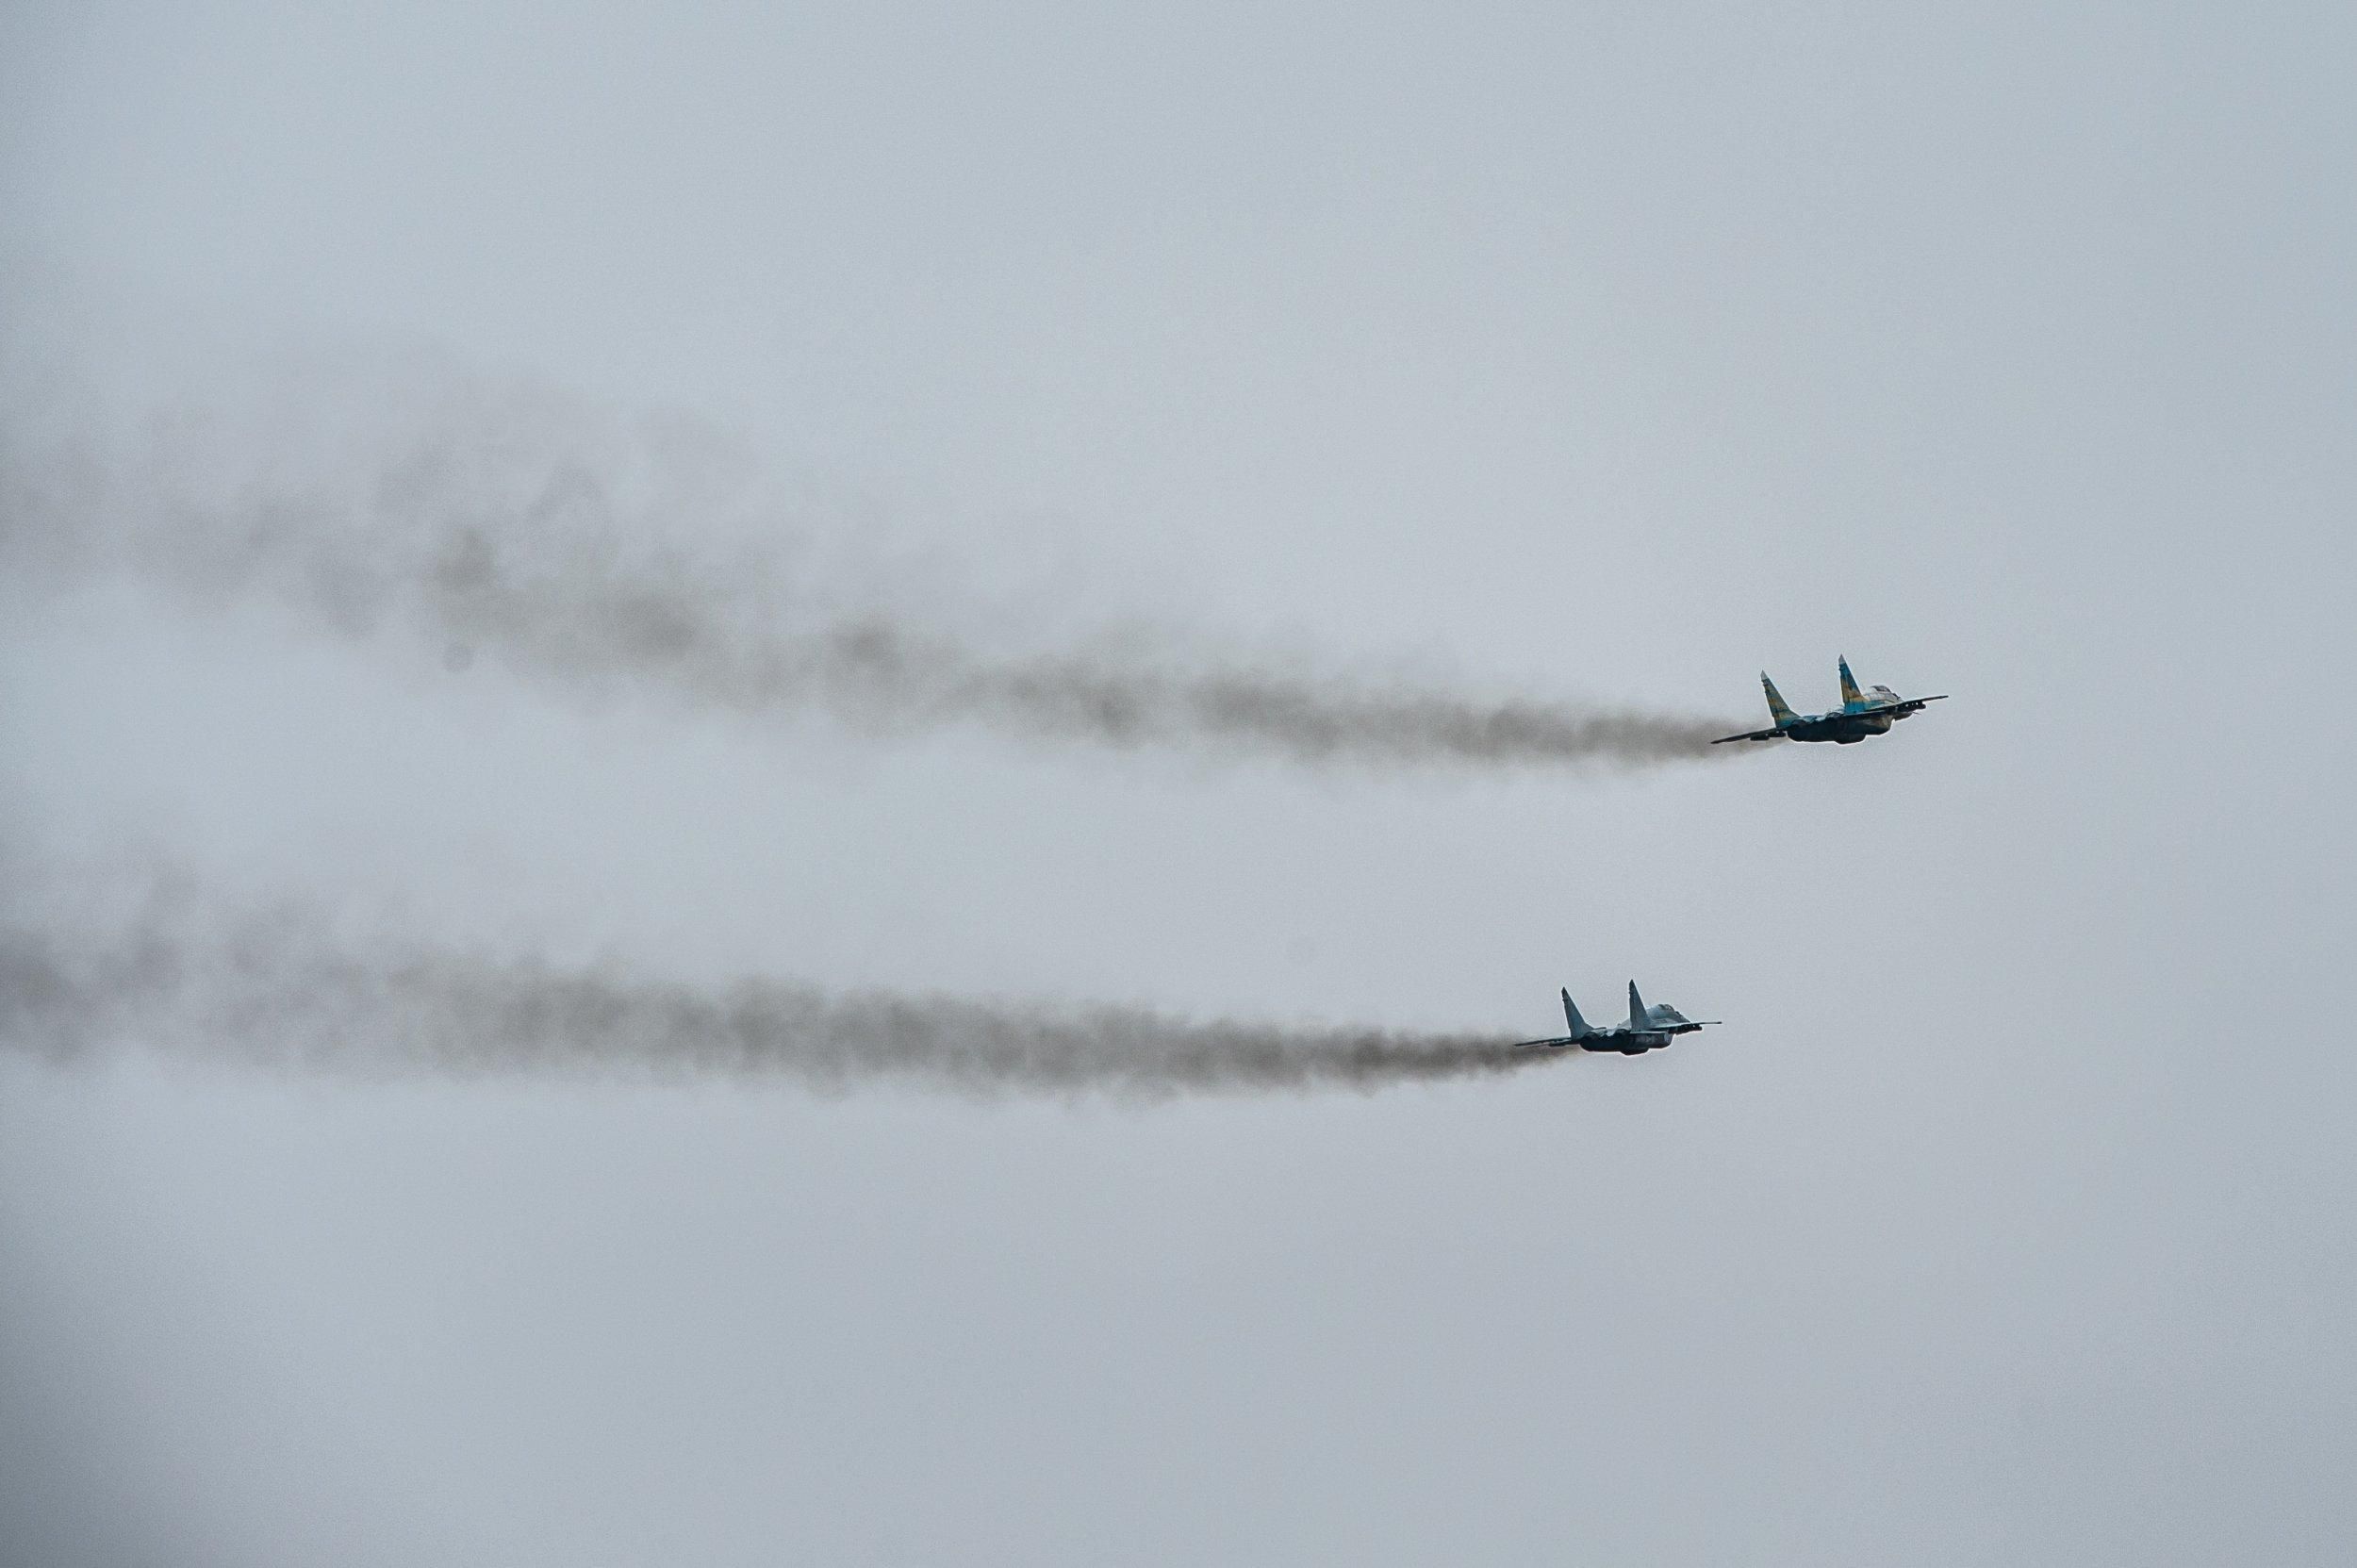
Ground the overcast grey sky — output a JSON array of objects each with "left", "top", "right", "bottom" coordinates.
[{"left": 5, "top": 3, "right": 2354, "bottom": 1563}]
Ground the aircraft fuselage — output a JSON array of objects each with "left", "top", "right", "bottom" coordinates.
[
  {"left": 1581, "top": 1032, "right": 1677, "bottom": 1054},
  {"left": 1785, "top": 709, "right": 1900, "bottom": 744},
  {"left": 1519, "top": 985, "right": 1712, "bottom": 1056},
  {"left": 1713, "top": 662, "right": 1947, "bottom": 747}
]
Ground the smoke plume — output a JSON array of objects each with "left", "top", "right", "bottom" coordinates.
[
  {"left": 0, "top": 900, "right": 1552, "bottom": 1100},
  {"left": 1, "top": 374, "right": 1740, "bottom": 770}
]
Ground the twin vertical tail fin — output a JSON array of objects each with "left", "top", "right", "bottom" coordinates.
[
  {"left": 1561, "top": 988, "right": 1591, "bottom": 1038},
  {"left": 1627, "top": 981, "right": 1649, "bottom": 1028},
  {"left": 1838, "top": 655, "right": 1865, "bottom": 709},
  {"left": 1760, "top": 673, "right": 1797, "bottom": 726}
]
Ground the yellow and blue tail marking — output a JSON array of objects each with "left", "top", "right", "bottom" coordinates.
[{"left": 1838, "top": 656, "right": 1866, "bottom": 711}]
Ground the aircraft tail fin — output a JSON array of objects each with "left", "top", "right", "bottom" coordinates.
[
  {"left": 1627, "top": 981, "right": 1648, "bottom": 1027},
  {"left": 1760, "top": 673, "right": 1797, "bottom": 725},
  {"left": 1838, "top": 655, "right": 1864, "bottom": 708},
  {"left": 1562, "top": 988, "right": 1590, "bottom": 1037}
]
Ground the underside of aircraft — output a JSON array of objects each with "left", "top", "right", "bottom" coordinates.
[
  {"left": 1714, "top": 657, "right": 1946, "bottom": 745},
  {"left": 1517, "top": 982, "right": 1716, "bottom": 1055}
]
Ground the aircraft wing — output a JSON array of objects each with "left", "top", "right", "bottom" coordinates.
[
  {"left": 1711, "top": 726, "right": 1787, "bottom": 744},
  {"left": 1875, "top": 694, "right": 1949, "bottom": 715},
  {"left": 1512, "top": 1035, "right": 1582, "bottom": 1050}
]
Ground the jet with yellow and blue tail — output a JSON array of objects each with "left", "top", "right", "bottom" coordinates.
[
  {"left": 1712, "top": 656, "right": 1947, "bottom": 746},
  {"left": 1516, "top": 982, "right": 1718, "bottom": 1056}
]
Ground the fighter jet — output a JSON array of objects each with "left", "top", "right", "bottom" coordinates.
[
  {"left": 1713, "top": 656, "right": 1947, "bottom": 746},
  {"left": 1517, "top": 982, "right": 1718, "bottom": 1056}
]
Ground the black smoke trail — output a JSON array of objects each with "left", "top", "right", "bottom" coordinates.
[
  {"left": 0, "top": 902, "right": 1553, "bottom": 1100},
  {"left": 0, "top": 376, "right": 1741, "bottom": 770}
]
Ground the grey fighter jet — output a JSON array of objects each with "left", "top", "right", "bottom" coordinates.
[
  {"left": 1713, "top": 656, "right": 1947, "bottom": 746},
  {"left": 1517, "top": 982, "right": 1718, "bottom": 1056}
]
